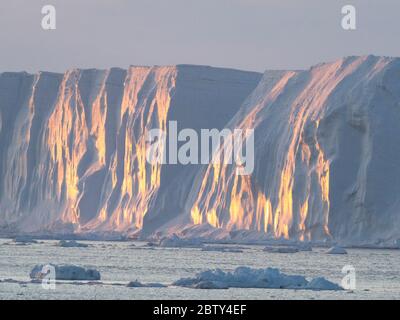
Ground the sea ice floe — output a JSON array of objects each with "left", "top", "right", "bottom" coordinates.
[
  {"left": 126, "top": 280, "right": 167, "bottom": 288},
  {"left": 57, "top": 240, "right": 89, "bottom": 248},
  {"left": 201, "top": 246, "right": 243, "bottom": 253},
  {"left": 263, "top": 246, "right": 299, "bottom": 253},
  {"left": 326, "top": 246, "right": 348, "bottom": 254},
  {"left": 173, "top": 267, "right": 343, "bottom": 291},
  {"left": 159, "top": 234, "right": 204, "bottom": 248},
  {"left": 13, "top": 236, "right": 38, "bottom": 244},
  {"left": 30, "top": 264, "right": 101, "bottom": 281},
  {"left": 306, "top": 277, "right": 343, "bottom": 291}
]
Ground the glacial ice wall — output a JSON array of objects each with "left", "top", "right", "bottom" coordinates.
[
  {"left": 1, "top": 56, "right": 400, "bottom": 246},
  {"left": 0, "top": 65, "right": 261, "bottom": 234},
  {"left": 181, "top": 56, "right": 400, "bottom": 245}
]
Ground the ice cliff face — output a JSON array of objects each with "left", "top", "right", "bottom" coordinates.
[
  {"left": 0, "top": 65, "right": 261, "bottom": 234},
  {"left": 180, "top": 56, "right": 400, "bottom": 246},
  {"left": 1, "top": 56, "right": 400, "bottom": 246}
]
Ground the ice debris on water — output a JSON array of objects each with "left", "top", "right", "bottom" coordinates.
[
  {"left": 326, "top": 246, "right": 347, "bottom": 254},
  {"left": 126, "top": 280, "right": 167, "bottom": 288},
  {"left": 30, "top": 264, "right": 101, "bottom": 281},
  {"left": 159, "top": 234, "right": 204, "bottom": 248},
  {"left": 173, "top": 266, "right": 343, "bottom": 291},
  {"left": 57, "top": 240, "right": 89, "bottom": 248}
]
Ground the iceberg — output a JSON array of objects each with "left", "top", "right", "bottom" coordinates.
[
  {"left": 0, "top": 66, "right": 260, "bottom": 236},
  {"left": 159, "top": 234, "right": 204, "bottom": 248},
  {"left": 263, "top": 246, "right": 299, "bottom": 254},
  {"left": 306, "top": 277, "right": 343, "bottom": 291},
  {"left": 126, "top": 280, "right": 167, "bottom": 288},
  {"left": 173, "top": 266, "right": 343, "bottom": 291},
  {"left": 326, "top": 246, "right": 348, "bottom": 254},
  {"left": 57, "top": 240, "right": 89, "bottom": 248},
  {"left": 1, "top": 56, "right": 400, "bottom": 247},
  {"left": 12, "top": 236, "right": 38, "bottom": 244},
  {"left": 30, "top": 264, "right": 101, "bottom": 281},
  {"left": 181, "top": 56, "right": 400, "bottom": 246}
]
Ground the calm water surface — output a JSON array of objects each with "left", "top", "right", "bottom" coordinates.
[{"left": 0, "top": 239, "right": 399, "bottom": 299}]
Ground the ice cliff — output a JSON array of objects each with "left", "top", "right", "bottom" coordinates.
[
  {"left": 1, "top": 56, "right": 400, "bottom": 246},
  {"left": 180, "top": 55, "right": 400, "bottom": 246},
  {"left": 0, "top": 65, "right": 261, "bottom": 235}
]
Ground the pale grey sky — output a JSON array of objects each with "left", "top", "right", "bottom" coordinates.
[{"left": 0, "top": 0, "right": 399, "bottom": 73}]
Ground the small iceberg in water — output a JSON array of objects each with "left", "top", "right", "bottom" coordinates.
[
  {"left": 30, "top": 264, "right": 101, "bottom": 281},
  {"left": 126, "top": 280, "right": 167, "bottom": 288},
  {"left": 326, "top": 246, "right": 348, "bottom": 254},
  {"left": 57, "top": 240, "right": 89, "bottom": 248},
  {"left": 173, "top": 266, "right": 343, "bottom": 291},
  {"left": 159, "top": 234, "right": 204, "bottom": 248},
  {"left": 12, "top": 236, "right": 38, "bottom": 245},
  {"left": 263, "top": 246, "right": 299, "bottom": 253}
]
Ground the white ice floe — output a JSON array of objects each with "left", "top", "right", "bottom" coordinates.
[
  {"left": 30, "top": 264, "right": 101, "bottom": 281},
  {"left": 326, "top": 246, "right": 348, "bottom": 254},
  {"left": 13, "top": 236, "right": 38, "bottom": 244},
  {"left": 306, "top": 277, "right": 343, "bottom": 291},
  {"left": 262, "top": 243, "right": 312, "bottom": 253},
  {"left": 57, "top": 240, "right": 89, "bottom": 248},
  {"left": 159, "top": 234, "right": 204, "bottom": 248},
  {"left": 263, "top": 246, "right": 299, "bottom": 254},
  {"left": 173, "top": 266, "right": 343, "bottom": 291},
  {"left": 126, "top": 280, "right": 167, "bottom": 288}
]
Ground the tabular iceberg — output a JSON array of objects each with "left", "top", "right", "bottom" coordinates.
[
  {"left": 1, "top": 56, "right": 400, "bottom": 247},
  {"left": 179, "top": 56, "right": 400, "bottom": 247}
]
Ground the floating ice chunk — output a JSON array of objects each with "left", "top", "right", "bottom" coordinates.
[
  {"left": 126, "top": 280, "right": 167, "bottom": 288},
  {"left": 0, "top": 278, "right": 25, "bottom": 284},
  {"left": 30, "top": 264, "right": 101, "bottom": 281},
  {"left": 173, "top": 267, "right": 342, "bottom": 291},
  {"left": 146, "top": 242, "right": 158, "bottom": 247},
  {"left": 326, "top": 246, "right": 348, "bottom": 254},
  {"left": 57, "top": 240, "right": 89, "bottom": 248},
  {"left": 159, "top": 234, "right": 204, "bottom": 248},
  {"left": 13, "top": 236, "right": 38, "bottom": 244},
  {"left": 306, "top": 277, "right": 343, "bottom": 291},
  {"left": 192, "top": 281, "right": 229, "bottom": 289},
  {"left": 201, "top": 246, "right": 243, "bottom": 253},
  {"left": 296, "top": 243, "right": 313, "bottom": 252},
  {"left": 263, "top": 246, "right": 299, "bottom": 253}
]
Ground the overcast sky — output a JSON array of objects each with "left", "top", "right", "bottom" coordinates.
[{"left": 0, "top": 0, "right": 399, "bottom": 73}]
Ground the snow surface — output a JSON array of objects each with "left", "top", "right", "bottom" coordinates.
[
  {"left": 172, "top": 266, "right": 343, "bottom": 291},
  {"left": 30, "top": 264, "right": 101, "bottom": 281}
]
